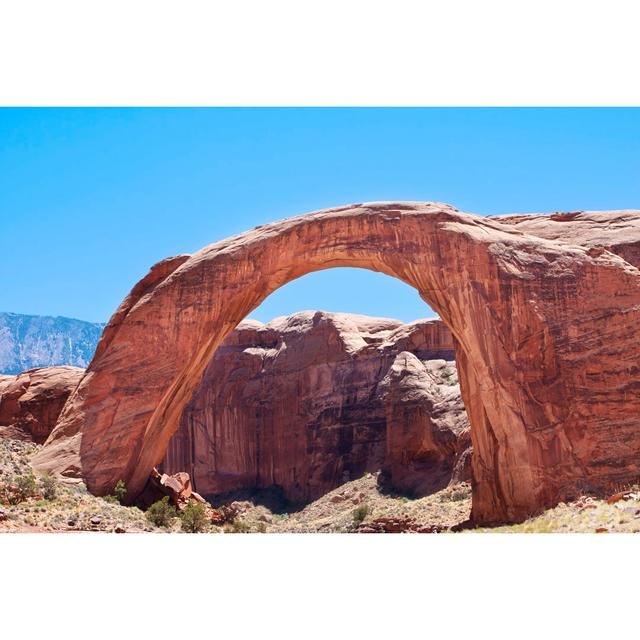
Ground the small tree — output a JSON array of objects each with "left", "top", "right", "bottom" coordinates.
[
  {"left": 146, "top": 496, "right": 178, "bottom": 528},
  {"left": 13, "top": 474, "right": 38, "bottom": 503},
  {"left": 113, "top": 479, "right": 127, "bottom": 504},
  {"left": 180, "top": 501, "right": 208, "bottom": 533},
  {"left": 40, "top": 472, "right": 57, "bottom": 500},
  {"left": 0, "top": 482, "right": 11, "bottom": 505}
]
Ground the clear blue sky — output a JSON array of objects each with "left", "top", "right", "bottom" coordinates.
[{"left": 1, "top": 108, "right": 638, "bottom": 324}]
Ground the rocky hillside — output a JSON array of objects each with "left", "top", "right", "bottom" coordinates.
[
  {"left": 0, "top": 312, "right": 103, "bottom": 375},
  {"left": 0, "top": 438, "right": 158, "bottom": 532},
  {"left": 219, "top": 474, "right": 640, "bottom": 533}
]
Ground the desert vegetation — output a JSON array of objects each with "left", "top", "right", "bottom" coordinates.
[{"left": 2, "top": 437, "right": 639, "bottom": 533}]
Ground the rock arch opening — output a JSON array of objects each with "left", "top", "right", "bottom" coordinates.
[
  {"left": 159, "top": 265, "right": 469, "bottom": 512},
  {"left": 33, "top": 203, "right": 640, "bottom": 525},
  {"left": 247, "top": 266, "right": 439, "bottom": 323}
]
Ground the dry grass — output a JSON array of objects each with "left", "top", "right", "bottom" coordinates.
[
  {"left": 472, "top": 491, "right": 640, "bottom": 533},
  {"left": 2, "top": 436, "right": 639, "bottom": 533},
  {"left": 0, "top": 439, "right": 158, "bottom": 532}
]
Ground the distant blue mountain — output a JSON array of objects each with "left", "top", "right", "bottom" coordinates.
[{"left": 0, "top": 312, "right": 105, "bottom": 375}]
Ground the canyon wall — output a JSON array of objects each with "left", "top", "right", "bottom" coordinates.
[{"left": 161, "top": 312, "right": 469, "bottom": 504}]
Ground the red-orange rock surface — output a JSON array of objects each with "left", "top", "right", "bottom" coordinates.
[
  {"left": 378, "top": 350, "right": 471, "bottom": 497},
  {"left": 33, "top": 203, "right": 640, "bottom": 524},
  {"left": 488, "top": 210, "right": 640, "bottom": 269},
  {"left": 161, "top": 312, "right": 467, "bottom": 504},
  {"left": 0, "top": 366, "right": 83, "bottom": 443}
]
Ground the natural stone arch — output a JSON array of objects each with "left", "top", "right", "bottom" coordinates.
[{"left": 33, "top": 202, "right": 640, "bottom": 524}]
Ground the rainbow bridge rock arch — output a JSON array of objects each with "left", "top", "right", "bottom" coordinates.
[{"left": 33, "top": 202, "right": 640, "bottom": 524}]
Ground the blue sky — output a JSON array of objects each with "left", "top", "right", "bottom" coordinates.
[{"left": 1, "top": 108, "right": 638, "bottom": 323}]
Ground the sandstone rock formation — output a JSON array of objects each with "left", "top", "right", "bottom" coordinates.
[
  {"left": 377, "top": 350, "right": 471, "bottom": 498},
  {"left": 487, "top": 210, "right": 640, "bottom": 269},
  {"left": 34, "top": 203, "right": 640, "bottom": 524},
  {"left": 161, "top": 311, "right": 468, "bottom": 504},
  {"left": 0, "top": 367, "right": 84, "bottom": 443}
]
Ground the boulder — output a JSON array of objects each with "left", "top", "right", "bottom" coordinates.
[
  {"left": 136, "top": 468, "right": 223, "bottom": 523},
  {"left": 0, "top": 366, "right": 84, "bottom": 443}
]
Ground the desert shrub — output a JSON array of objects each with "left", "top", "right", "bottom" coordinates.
[
  {"left": 12, "top": 474, "right": 38, "bottom": 503},
  {"left": 222, "top": 519, "right": 251, "bottom": 533},
  {"left": 75, "top": 482, "right": 89, "bottom": 495},
  {"left": 180, "top": 501, "right": 208, "bottom": 533},
  {"left": 40, "top": 473, "right": 57, "bottom": 500},
  {"left": 448, "top": 483, "right": 471, "bottom": 502},
  {"left": 102, "top": 495, "right": 119, "bottom": 504},
  {"left": 352, "top": 503, "right": 369, "bottom": 525},
  {"left": 146, "top": 496, "right": 178, "bottom": 528},
  {"left": 231, "top": 519, "right": 251, "bottom": 533},
  {"left": 113, "top": 479, "right": 127, "bottom": 504},
  {"left": 256, "top": 522, "right": 267, "bottom": 533}
]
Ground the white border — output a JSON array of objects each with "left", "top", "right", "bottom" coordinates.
[
  {"left": 1, "top": 533, "right": 639, "bottom": 638},
  {"left": 0, "top": 0, "right": 639, "bottom": 105}
]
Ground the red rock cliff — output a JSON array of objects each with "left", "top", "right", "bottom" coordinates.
[
  {"left": 161, "top": 312, "right": 468, "bottom": 503},
  {"left": 0, "top": 367, "right": 84, "bottom": 443}
]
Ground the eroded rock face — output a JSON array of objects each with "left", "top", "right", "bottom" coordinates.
[
  {"left": 487, "top": 210, "right": 640, "bottom": 270},
  {"left": 34, "top": 203, "right": 640, "bottom": 524},
  {"left": 0, "top": 367, "right": 84, "bottom": 443},
  {"left": 161, "top": 312, "right": 467, "bottom": 504},
  {"left": 377, "top": 352, "right": 471, "bottom": 497}
]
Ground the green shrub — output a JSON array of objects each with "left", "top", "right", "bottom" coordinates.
[
  {"left": 102, "top": 495, "right": 119, "bottom": 504},
  {"left": 450, "top": 488, "right": 471, "bottom": 502},
  {"left": 146, "top": 496, "right": 178, "bottom": 528},
  {"left": 113, "top": 479, "right": 127, "bottom": 504},
  {"left": 40, "top": 473, "right": 57, "bottom": 500},
  {"left": 13, "top": 474, "right": 38, "bottom": 503},
  {"left": 180, "top": 501, "right": 208, "bottom": 533},
  {"left": 222, "top": 519, "right": 251, "bottom": 533},
  {"left": 352, "top": 503, "right": 369, "bottom": 525},
  {"left": 232, "top": 519, "right": 250, "bottom": 533}
]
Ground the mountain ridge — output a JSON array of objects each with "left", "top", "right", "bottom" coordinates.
[{"left": 0, "top": 312, "right": 104, "bottom": 375}]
